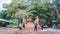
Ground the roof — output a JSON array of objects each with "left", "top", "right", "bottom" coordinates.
[{"left": 0, "top": 18, "right": 10, "bottom": 22}]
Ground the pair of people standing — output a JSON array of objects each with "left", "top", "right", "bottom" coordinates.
[{"left": 20, "top": 16, "right": 41, "bottom": 31}]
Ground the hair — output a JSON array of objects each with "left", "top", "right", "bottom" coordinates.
[{"left": 27, "top": 16, "right": 34, "bottom": 22}]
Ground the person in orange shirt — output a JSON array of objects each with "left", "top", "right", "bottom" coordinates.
[{"left": 20, "top": 16, "right": 41, "bottom": 31}]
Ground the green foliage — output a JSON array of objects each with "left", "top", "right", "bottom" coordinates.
[
  {"left": 27, "top": 3, "right": 49, "bottom": 17},
  {"left": 5, "top": 0, "right": 51, "bottom": 23},
  {"left": 0, "top": 10, "right": 7, "bottom": 18},
  {"left": 9, "top": 19, "right": 18, "bottom": 24},
  {"left": 5, "top": 3, "right": 19, "bottom": 19},
  {"left": 25, "top": 3, "right": 51, "bottom": 23},
  {"left": 4, "top": 0, "right": 60, "bottom": 23}
]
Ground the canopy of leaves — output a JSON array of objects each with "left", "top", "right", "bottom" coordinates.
[
  {"left": 0, "top": 10, "right": 7, "bottom": 19},
  {"left": 4, "top": 0, "right": 60, "bottom": 23}
]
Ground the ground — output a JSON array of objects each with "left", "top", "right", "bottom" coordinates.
[{"left": 0, "top": 27, "right": 60, "bottom": 34}]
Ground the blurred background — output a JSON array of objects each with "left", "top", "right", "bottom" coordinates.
[{"left": 0, "top": 0, "right": 60, "bottom": 28}]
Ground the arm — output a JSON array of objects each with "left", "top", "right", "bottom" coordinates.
[
  {"left": 34, "top": 16, "right": 39, "bottom": 23},
  {"left": 22, "top": 17, "right": 26, "bottom": 23}
]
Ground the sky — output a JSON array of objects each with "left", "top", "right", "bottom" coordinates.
[{"left": 0, "top": 0, "right": 11, "bottom": 11}]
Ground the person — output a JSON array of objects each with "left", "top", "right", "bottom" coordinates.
[
  {"left": 22, "top": 16, "right": 26, "bottom": 30},
  {"left": 21, "top": 16, "right": 41, "bottom": 30},
  {"left": 34, "top": 16, "right": 39, "bottom": 31},
  {"left": 25, "top": 16, "right": 34, "bottom": 30},
  {"left": 19, "top": 24, "right": 22, "bottom": 30},
  {"left": 40, "top": 23, "right": 43, "bottom": 30},
  {"left": 22, "top": 17, "right": 26, "bottom": 28},
  {"left": 52, "top": 24, "right": 57, "bottom": 29}
]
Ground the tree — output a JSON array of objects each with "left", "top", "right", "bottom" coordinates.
[
  {"left": 26, "top": 2, "right": 51, "bottom": 23},
  {"left": 5, "top": 0, "right": 60, "bottom": 24},
  {"left": 0, "top": 10, "right": 7, "bottom": 19},
  {"left": 6, "top": 4, "right": 19, "bottom": 19},
  {"left": 5, "top": 0, "right": 25, "bottom": 19},
  {"left": 50, "top": 0, "right": 60, "bottom": 20}
]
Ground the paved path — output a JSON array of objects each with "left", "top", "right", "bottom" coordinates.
[
  {"left": 0, "top": 28, "right": 18, "bottom": 34},
  {"left": 17, "top": 29, "right": 60, "bottom": 34},
  {"left": 0, "top": 28, "right": 60, "bottom": 34}
]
